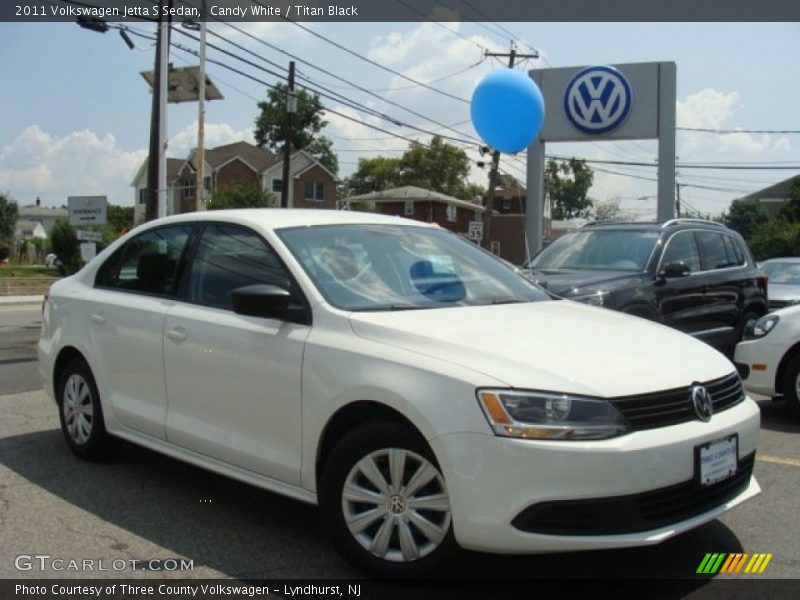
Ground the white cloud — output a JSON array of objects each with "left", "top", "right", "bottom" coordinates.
[
  {"left": 168, "top": 121, "right": 255, "bottom": 157},
  {"left": 0, "top": 125, "right": 146, "bottom": 207}
]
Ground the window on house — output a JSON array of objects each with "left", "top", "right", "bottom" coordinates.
[
  {"left": 304, "top": 182, "right": 325, "bottom": 201},
  {"left": 183, "top": 179, "right": 195, "bottom": 200},
  {"left": 446, "top": 204, "right": 457, "bottom": 222},
  {"left": 405, "top": 201, "right": 414, "bottom": 216},
  {"left": 204, "top": 176, "right": 211, "bottom": 194},
  {"left": 138, "top": 188, "right": 147, "bottom": 205},
  {"left": 272, "top": 179, "right": 283, "bottom": 193}
]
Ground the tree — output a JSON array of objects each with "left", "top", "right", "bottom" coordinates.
[
  {"left": 749, "top": 219, "right": 800, "bottom": 260},
  {"left": 547, "top": 158, "right": 594, "bottom": 219},
  {"left": 106, "top": 205, "right": 134, "bottom": 234},
  {"left": 591, "top": 197, "right": 623, "bottom": 221},
  {"left": 342, "top": 137, "right": 479, "bottom": 201},
  {"left": 0, "top": 192, "right": 18, "bottom": 261},
  {"left": 343, "top": 156, "right": 403, "bottom": 196},
  {"left": 207, "top": 183, "right": 277, "bottom": 210},
  {"left": 50, "top": 220, "right": 82, "bottom": 275},
  {"left": 723, "top": 197, "right": 768, "bottom": 239},
  {"left": 254, "top": 84, "right": 339, "bottom": 175},
  {"left": 778, "top": 176, "right": 800, "bottom": 222}
]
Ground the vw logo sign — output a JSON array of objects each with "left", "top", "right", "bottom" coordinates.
[
  {"left": 564, "top": 66, "right": 633, "bottom": 135},
  {"left": 691, "top": 384, "right": 714, "bottom": 423}
]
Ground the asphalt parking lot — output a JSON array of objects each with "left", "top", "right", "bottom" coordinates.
[{"left": 1, "top": 302, "right": 798, "bottom": 597}]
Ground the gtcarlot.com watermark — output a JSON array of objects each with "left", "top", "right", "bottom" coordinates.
[{"left": 15, "top": 554, "right": 194, "bottom": 572}]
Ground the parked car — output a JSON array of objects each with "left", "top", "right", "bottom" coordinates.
[
  {"left": 525, "top": 219, "right": 768, "bottom": 354},
  {"left": 759, "top": 257, "right": 800, "bottom": 310},
  {"left": 735, "top": 305, "right": 800, "bottom": 418},
  {"left": 39, "top": 210, "right": 760, "bottom": 576}
]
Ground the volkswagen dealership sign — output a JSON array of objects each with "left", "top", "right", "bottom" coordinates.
[{"left": 564, "top": 66, "right": 633, "bottom": 135}]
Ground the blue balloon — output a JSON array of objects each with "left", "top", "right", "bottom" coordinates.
[{"left": 470, "top": 69, "right": 545, "bottom": 153}]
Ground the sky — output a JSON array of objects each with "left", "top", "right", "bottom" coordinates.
[{"left": 1, "top": 19, "right": 799, "bottom": 220}]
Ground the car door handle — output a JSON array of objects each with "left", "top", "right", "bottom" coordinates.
[
  {"left": 90, "top": 314, "right": 106, "bottom": 325},
  {"left": 166, "top": 328, "right": 188, "bottom": 343}
]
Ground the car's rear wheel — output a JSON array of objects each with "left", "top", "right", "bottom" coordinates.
[
  {"left": 57, "top": 357, "right": 112, "bottom": 460},
  {"left": 319, "top": 421, "right": 455, "bottom": 577},
  {"left": 782, "top": 353, "right": 800, "bottom": 419}
]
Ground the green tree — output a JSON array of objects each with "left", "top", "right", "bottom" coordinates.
[
  {"left": 342, "top": 137, "right": 478, "bottom": 201},
  {"left": 0, "top": 192, "right": 18, "bottom": 261},
  {"left": 398, "top": 136, "right": 472, "bottom": 199},
  {"left": 749, "top": 219, "right": 800, "bottom": 260},
  {"left": 207, "top": 183, "right": 277, "bottom": 210},
  {"left": 343, "top": 156, "right": 403, "bottom": 196},
  {"left": 723, "top": 197, "right": 769, "bottom": 239},
  {"left": 547, "top": 158, "right": 595, "bottom": 219},
  {"left": 106, "top": 205, "right": 134, "bottom": 234},
  {"left": 50, "top": 220, "right": 82, "bottom": 275},
  {"left": 778, "top": 176, "right": 800, "bottom": 222},
  {"left": 254, "top": 84, "right": 339, "bottom": 175},
  {"left": 591, "top": 197, "right": 623, "bottom": 221}
]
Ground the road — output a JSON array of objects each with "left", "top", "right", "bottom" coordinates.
[
  {"left": 0, "top": 303, "right": 798, "bottom": 597},
  {"left": 0, "top": 304, "right": 41, "bottom": 395}
]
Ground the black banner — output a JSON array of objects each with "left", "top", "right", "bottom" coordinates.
[{"left": 2, "top": 0, "right": 800, "bottom": 23}]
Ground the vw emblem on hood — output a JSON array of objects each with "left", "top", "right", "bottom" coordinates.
[
  {"left": 691, "top": 384, "right": 714, "bottom": 422},
  {"left": 564, "top": 66, "right": 633, "bottom": 135}
]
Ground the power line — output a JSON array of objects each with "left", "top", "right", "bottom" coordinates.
[{"left": 678, "top": 127, "right": 800, "bottom": 135}]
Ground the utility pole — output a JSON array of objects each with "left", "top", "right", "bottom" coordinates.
[
  {"left": 480, "top": 46, "right": 538, "bottom": 253},
  {"left": 281, "top": 61, "right": 296, "bottom": 208},
  {"left": 145, "top": 0, "right": 171, "bottom": 221},
  {"left": 195, "top": 0, "right": 207, "bottom": 212}
]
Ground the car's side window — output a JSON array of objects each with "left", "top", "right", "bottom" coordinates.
[
  {"left": 662, "top": 231, "right": 701, "bottom": 272},
  {"left": 95, "top": 225, "right": 192, "bottom": 296},
  {"left": 721, "top": 234, "right": 746, "bottom": 267},
  {"left": 185, "top": 224, "right": 293, "bottom": 311},
  {"left": 697, "top": 231, "right": 740, "bottom": 271}
]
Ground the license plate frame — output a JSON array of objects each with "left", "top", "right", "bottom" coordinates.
[{"left": 695, "top": 434, "right": 738, "bottom": 488}]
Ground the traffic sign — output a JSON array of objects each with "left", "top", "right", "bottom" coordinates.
[
  {"left": 468, "top": 220, "right": 484, "bottom": 242},
  {"left": 79, "top": 242, "right": 97, "bottom": 262},
  {"left": 77, "top": 230, "right": 103, "bottom": 243},
  {"left": 68, "top": 196, "right": 107, "bottom": 226}
]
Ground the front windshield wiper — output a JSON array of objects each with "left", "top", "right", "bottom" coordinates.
[
  {"left": 484, "top": 299, "right": 528, "bottom": 306},
  {"left": 356, "top": 303, "right": 431, "bottom": 312}
]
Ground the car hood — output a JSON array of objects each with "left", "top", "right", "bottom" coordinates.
[
  {"left": 769, "top": 283, "right": 800, "bottom": 303},
  {"left": 526, "top": 269, "right": 643, "bottom": 296},
  {"left": 348, "top": 301, "right": 733, "bottom": 398}
]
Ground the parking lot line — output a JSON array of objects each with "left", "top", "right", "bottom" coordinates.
[{"left": 757, "top": 454, "right": 800, "bottom": 468}]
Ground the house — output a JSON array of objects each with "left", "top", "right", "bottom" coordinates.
[
  {"left": 131, "top": 141, "right": 338, "bottom": 223},
  {"left": 344, "top": 186, "right": 485, "bottom": 236},
  {"left": 14, "top": 220, "right": 47, "bottom": 241},
  {"left": 17, "top": 204, "right": 68, "bottom": 236},
  {"left": 740, "top": 174, "right": 800, "bottom": 218}
]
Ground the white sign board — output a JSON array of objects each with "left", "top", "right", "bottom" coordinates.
[
  {"left": 80, "top": 242, "right": 97, "bottom": 262},
  {"left": 468, "top": 221, "right": 483, "bottom": 242},
  {"left": 68, "top": 196, "right": 107, "bottom": 226},
  {"left": 77, "top": 230, "right": 103, "bottom": 243}
]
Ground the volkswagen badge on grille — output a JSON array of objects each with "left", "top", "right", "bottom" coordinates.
[{"left": 691, "top": 384, "right": 714, "bottom": 422}]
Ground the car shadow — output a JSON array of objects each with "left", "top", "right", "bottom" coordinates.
[
  {"left": 0, "top": 427, "right": 744, "bottom": 590},
  {"left": 755, "top": 398, "right": 800, "bottom": 434}
]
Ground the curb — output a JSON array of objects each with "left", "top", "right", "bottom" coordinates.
[{"left": 0, "top": 295, "right": 44, "bottom": 306}]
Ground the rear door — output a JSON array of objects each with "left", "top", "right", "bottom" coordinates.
[{"left": 89, "top": 224, "right": 193, "bottom": 439}]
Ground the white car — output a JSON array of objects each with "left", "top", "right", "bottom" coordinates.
[
  {"left": 39, "top": 209, "right": 761, "bottom": 577},
  {"left": 735, "top": 305, "right": 800, "bottom": 418}
]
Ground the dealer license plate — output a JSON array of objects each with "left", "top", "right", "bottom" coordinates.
[{"left": 696, "top": 435, "right": 738, "bottom": 487}]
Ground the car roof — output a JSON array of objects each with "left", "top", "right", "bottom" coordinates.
[{"left": 137, "top": 208, "right": 428, "bottom": 231}]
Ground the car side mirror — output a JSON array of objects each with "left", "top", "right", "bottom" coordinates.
[
  {"left": 659, "top": 262, "right": 691, "bottom": 279},
  {"left": 231, "top": 284, "right": 303, "bottom": 322}
]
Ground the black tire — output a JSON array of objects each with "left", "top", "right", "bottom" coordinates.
[
  {"left": 318, "top": 420, "right": 456, "bottom": 578},
  {"left": 56, "top": 357, "right": 113, "bottom": 460},
  {"left": 782, "top": 353, "right": 800, "bottom": 419}
]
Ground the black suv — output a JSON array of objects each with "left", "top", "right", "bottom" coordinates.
[{"left": 525, "top": 219, "right": 768, "bottom": 354}]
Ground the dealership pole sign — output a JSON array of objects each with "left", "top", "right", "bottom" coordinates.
[{"left": 525, "top": 62, "right": 676, "bottom": 253}]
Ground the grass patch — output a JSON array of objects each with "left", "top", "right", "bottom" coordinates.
[{"left": 0, "top": 265, "right": 60, "bottom": 278}]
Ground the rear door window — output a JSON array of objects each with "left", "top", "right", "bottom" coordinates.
[{"left": 697, "top": 231, "right": 739, "bottom": 270}]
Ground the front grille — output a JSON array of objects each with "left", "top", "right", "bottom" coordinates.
[
  {"left": 609, "top": 372, "right": 744, "bottom": 430},
  {"left": 511, "top": 453, "right": 755, "bottom": 536}
]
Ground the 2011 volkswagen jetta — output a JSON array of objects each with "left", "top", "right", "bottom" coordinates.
[{"left": 39, "top": 209, "right": 760, "bottom": 576}]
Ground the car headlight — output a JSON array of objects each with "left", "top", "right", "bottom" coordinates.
[
  {"left": 744, "top": 314, "right": 780, "bottom": 340},
  {"left": 569, "top": 290, "right": 608, "bottom": 307},
  {"left": 477, "top": 389, "right": 629, "bottom": 440}
]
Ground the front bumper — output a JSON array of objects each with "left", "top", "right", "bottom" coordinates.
[
  {"left": 428, "top": 397, "right": 761, "bottom": 554},
  {"left": 734, "top": 339, "right": 779, "bottom": 397}
]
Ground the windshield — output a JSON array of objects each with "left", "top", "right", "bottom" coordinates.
[
  {"left": 529, "top": 229, "right": 659, "bottom": 272},
  {"left": 761, "top": 261, "right": 800, "bottom": 285},
  {"left": 278, "top": 224, "right": 549, "bottom": 311}
]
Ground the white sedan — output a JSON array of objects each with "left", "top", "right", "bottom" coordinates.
[
  {"left": 735, "top": 305, "right": 800, "bottom": 418},
  {"left": 39, "top": 209, "right": 760, "bottom": 577}
]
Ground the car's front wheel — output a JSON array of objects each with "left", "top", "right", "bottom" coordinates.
[
  {"left": 782, "top": 353, "right": 800, "bottom": 419},
  {"left": 57, "top": 357, "right": 112, "bottom": 460},
  {"left": 319, "top": 421, "right": 455, "bottom": 577}
]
